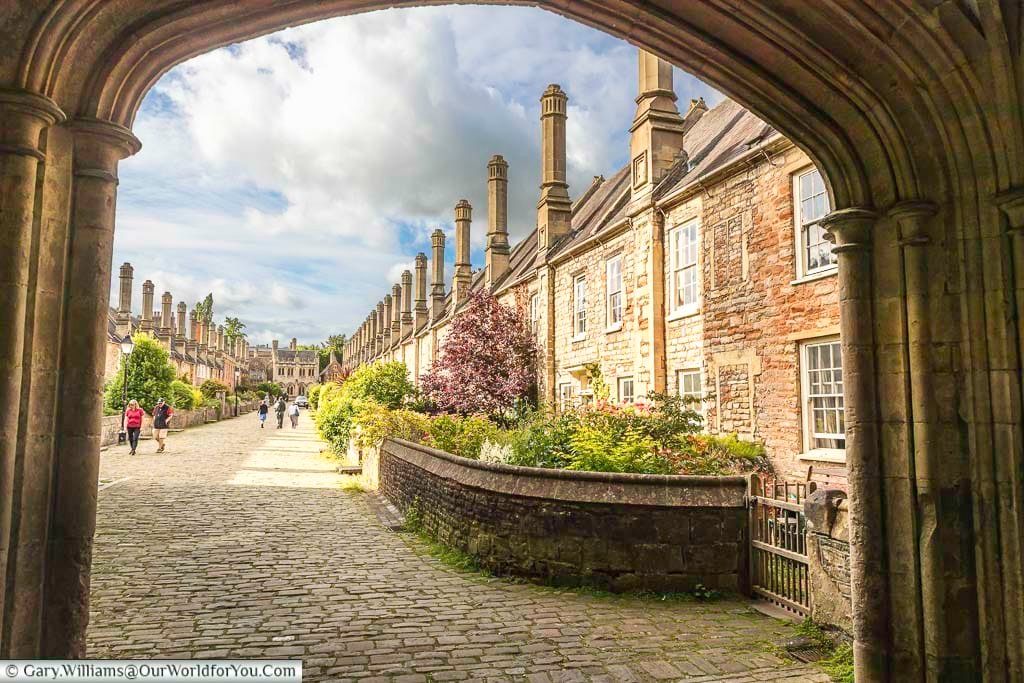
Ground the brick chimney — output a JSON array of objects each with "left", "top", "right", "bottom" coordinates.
[
  {"left": 453, "top": 200, "right": 473, "bottom": 306},
  {"left": 536, "top": 85, "right": 571, "bottom": 255},
  {"left": 430, "top": 229, "right": 446, "bottom": 321}
]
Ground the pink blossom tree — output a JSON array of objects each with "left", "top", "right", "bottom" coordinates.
[{"left": 421, "top": 290, "right": 538, "bottom": 417}]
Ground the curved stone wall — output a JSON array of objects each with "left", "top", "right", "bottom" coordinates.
[{"left": 379, "top": 439, "right": 750, "bottom": 593}]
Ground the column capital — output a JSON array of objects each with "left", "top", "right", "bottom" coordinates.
[
  {"left": 821, "top": 207, "right": 879, "bottom": 253},
  {"left": 888, "top": 200, "right": 938, "bottom": 246},
  {"left": 0, "top": 89, "right": 66, "bottom": 157},
  {"left": 994, "top": 187, "right": 1024, "bottom": 233},
  {"left": 67, "top": 118, "right": 141, "bottom": 181}
]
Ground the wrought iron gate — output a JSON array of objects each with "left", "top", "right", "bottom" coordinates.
[{"left": 749, "top": 475, "right": 815, "bottom": 616}]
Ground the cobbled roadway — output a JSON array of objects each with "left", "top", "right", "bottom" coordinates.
[{"left": 90, "top": 413, "right": 829, "bottom": 682}]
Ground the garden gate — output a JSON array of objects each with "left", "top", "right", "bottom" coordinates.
[{"left": 748, "top": 475, "right": 815, "bottom": 617}]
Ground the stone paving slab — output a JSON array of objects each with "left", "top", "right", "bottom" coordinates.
[{"left": 90, "top": 415, "right": 830, "bottom": 682}]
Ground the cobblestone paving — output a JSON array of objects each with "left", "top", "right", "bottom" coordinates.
[{"left": 90, "top": 415, "right": 829, "bottom": 682}]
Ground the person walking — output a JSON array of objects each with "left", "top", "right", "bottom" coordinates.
[
  {"left": 125, "top": 399, "right": 144, "bottom": 455},
  {"left": 288, "top": 401, "right": 300, "bottom": 429},
  {"left": 275, "top": 396, "right": 287, "bottom": 429},
  {"left": 257, "top": 399, "right": 269, "bottom": 428},
  {"left": 152, "top": 398, "right": 173, "bottom": 453}
]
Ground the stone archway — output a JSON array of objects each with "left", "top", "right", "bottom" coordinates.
[{"left": 1, "top": 2, "right": 1022, "bottom": 680}]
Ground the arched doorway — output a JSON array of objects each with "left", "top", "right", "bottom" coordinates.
[{"left": 1, "top": 3, "right": 1021, "bottom": 680}]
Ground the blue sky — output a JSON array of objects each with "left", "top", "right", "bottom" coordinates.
[{"left": 113, "top": 5, "right": 721, "bottom": 345}]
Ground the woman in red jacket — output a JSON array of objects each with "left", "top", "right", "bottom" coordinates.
[{"left": 125, "top": 399, "right": 144, "bottom": 456}]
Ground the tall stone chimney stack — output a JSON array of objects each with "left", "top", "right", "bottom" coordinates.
[
  {"left": 383, "top": 294, "right": 393, "bottom": 348},
  {"left": 537, "top": 85, "right": 572, "bottom": 255},
  {"left": 290, "top": 337, "right": 297, "bottom": 351},
  {"left": 414, "top": 253, "right": 429, "bottom": 328},
  {"left": 160, "top": 292, "right": 173, "bottom": 338},
  {"left": 430, "top": 229, "right": 446, "bottom": 321},
  {"left": 140, "top": 280, "right": 155, "bottom": 332},
  {"left": 401, "top": 270, "right": 414, "bottom": 337},
  {"left": 391, "top": 283, "right": 402, "bottom": 342},
  {"left": 176, "top": 302, "right": 187, "bottom": 345},
  {"left": 116, "top": 262, "right": 133, "bottom": 337},
  {"left": 486, "top": 155, "right": 511, "bottom": 287},
  {"left": 376, "top": 302, "right": 386, "bottom": 355},
  {"left": 453, "top": 200, "right": 473, "bottom": 306},
  {"left": 629, "top": 50, "right": 699, "bottom": 203},
  {"left": 218, "top": 325, "right": 226, "bottom": 353}
]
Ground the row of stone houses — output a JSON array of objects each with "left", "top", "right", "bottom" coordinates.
[{"left": 342, "top": 50, "right": 843, "bottom": 482}]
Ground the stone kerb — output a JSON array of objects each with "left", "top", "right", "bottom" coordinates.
[{"left": 379, "top": 438, "right": 749, "bottom": 593}]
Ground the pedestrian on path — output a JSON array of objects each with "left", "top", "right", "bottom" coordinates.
[
  {"left": 125, "top": 399, "right": 144, "bottom": 455},
  {"left": 152, "top": 398, "right": 173, "bottom": 453},
  {"left": 288, "top": 401, "right": 300, "bottom": 429},
  {"left": 257, "top": 399, "right": 269, "bottom": 428},
  {"left": 275, "top": 396, "right": 286, "bottom": 429}
]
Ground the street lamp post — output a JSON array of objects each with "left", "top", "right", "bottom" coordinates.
[
  {"left": 234, "top": 368, "right": 240, "bottom": 416},
  {"left": 117, "top": 334, "right": 135, "bottom": 444}
]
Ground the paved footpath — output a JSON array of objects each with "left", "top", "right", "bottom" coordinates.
[{"left": 91, "top": 415, "right": 829, "bottom": 682}]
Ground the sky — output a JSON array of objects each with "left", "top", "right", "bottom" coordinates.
[{"left": 112, "top": 5, "right": 722, "bottom": 346}]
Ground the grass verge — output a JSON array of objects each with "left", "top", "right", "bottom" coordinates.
[{"left": 795, "top": 619, "right": 854, "bottom": 682}]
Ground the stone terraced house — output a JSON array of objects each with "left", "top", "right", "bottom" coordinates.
[
  {"left": 344, "top": 49, "right": 844, "bottom": 482},
  {"left": 104, "top": 262, "right": 249, "bottom": 391}
]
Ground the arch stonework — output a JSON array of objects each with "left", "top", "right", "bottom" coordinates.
[{"left": 0, "top": 2, "right": 1021, "bottom": 680}]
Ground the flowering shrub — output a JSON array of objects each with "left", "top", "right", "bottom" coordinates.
[
  {"left": 424, "top": 414, "right": 506, "bottom": 460},
  {"left": 313, "top": 362, "right": 416, "bottom": 452},
  {"left": 420, "top": 291, "right": 538, "bottom": 418},
  {"left": 351, "top": 401, "right": 430, "bottom": 450}
]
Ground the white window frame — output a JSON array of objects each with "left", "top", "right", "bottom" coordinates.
[
  {"left": 617, "top": 376, "right": 635, "bottom": 404},
  {"left": 793, "top": 167, "right": 835, "bottom": 280},
  {"left": 530, "top": 293, "right": 541, "bottom": 338},
  {"left": 572, "top": 275, "right": 587, "bottom": 340},
  {"left": 606, "top": 255, "right": 623, "bottom": 331},
  {"left": 668, "top": 218, "right": 700, "bottom": 318},
  {"left": 676, "top": 368, "right": 704, "bottom": 417},
  {"left": 799, "top": 337, "right": 846, "bottom": 462},
  {"left": 558, "top": 383, "right": 573, "bottom": 412}
]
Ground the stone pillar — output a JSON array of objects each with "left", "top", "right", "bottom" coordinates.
[
  {"left": 401, "top": 270, "right": 414, "bottom": 337},
  {"left": 486, "top": 155, "right": 511, "bottom": 287},
  {"left": 383, "top": 294, "right": 393, "bottom": 349},
  {"left": 453, "top": 200, "right": 472, "bottom": 306},
  {"left": 115, "top": 262, "right": 133, "bottom": 337},
  {"left": 414, "top": 253, "right": 429, "bottom": 329},
  {"left": 820, "top": 208, "right": 886, "bottom": 681},
  {"left": 0, "top": 88, "right": 66, "bottom": 659},
  {"left": 139, "top": 280, "right": 154, "bottom": 332},
  {"left": 176, "top": 302, "right": 187, "bottom": 346},
  {"left": 391, "top": 283, "right": 402, "bottom": 343},
  {"left": 536, "top": 85, "right": 571, "bottom": 256},
  {"left": 431, "top": 229, "right": 447, "bottom": 321},
  {"left": 43, "top": 117, "right": 141, "bottom": 657}
]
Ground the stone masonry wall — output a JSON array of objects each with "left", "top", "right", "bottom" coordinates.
[{"left": 379, "top": 438, "right": 750, "bottom": 592}]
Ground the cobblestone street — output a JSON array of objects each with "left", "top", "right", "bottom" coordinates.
[{"left": 91, "top": 415, "right": 829, "bottom": 682}]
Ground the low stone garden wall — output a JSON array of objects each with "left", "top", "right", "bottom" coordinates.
[
  {"left": 379, "top": 438, "right": 750, "bottom": 593},
  {"left": 100, "top": 399, "right": 259, "bottom": 447},
  {"left": 805, "top": 489, "right": 853, "bottom": 631}
]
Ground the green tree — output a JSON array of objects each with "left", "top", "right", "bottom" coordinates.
[
  {"left": 103, "top": 333, "right": 176, "bottom": 413},
  {"left": 223, "top": 316, "right": 246, "bottom": 342},
  {"left": 194, "top": 293, "right": 214, "bottom": 324}
]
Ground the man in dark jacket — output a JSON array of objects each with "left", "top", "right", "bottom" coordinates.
[
  {"left": 153, "top": 398, "right": 174, "bottom": 453},
  {"left": 275, "top": 397, "right": 287, "bottom": 429}
]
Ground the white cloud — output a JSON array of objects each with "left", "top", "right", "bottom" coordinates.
[{"left": 115, "top": 5, "right": 720, "bottom": 344}]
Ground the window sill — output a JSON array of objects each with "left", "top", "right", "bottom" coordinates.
[
  {"left": 571, "top": 334, "right": 587, "bottom": 344},
  {"left": 791, "top": 268, "right": 837, "bottom": 286},
  {"left": 798, "top": 449, "right": 846, "bottom": 464},
  {"left": 605, "top": 322, "right": 623, "bottom": 334},
  {"left": 666, "top": 305, "right": 700, "bottom": 322}
]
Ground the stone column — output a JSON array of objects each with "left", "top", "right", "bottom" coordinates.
[
  {"left": 820, "top": 208, "right": 885, "bottom": 681},
  {"left": 486, "top": 155, "right": 511, "bottom": 287},
  {"left": 414, "top": 253, "right": 429, "bottom": 329},
  {"left": 139, "top": 280, "right": 154, "bottom": 332},
  {"left": 43, "top": 118, "right": 141, "bottom": 657},
  {"left": 0, "top": 88, "right": 66, "bottom": 659},
  {"left": 536, "top": 85, "right": 571, "bottom": 255},
  {"left": 176, "top": 302, "right": 187, "bottom": 347},
  {"left": 391, "top": 283, "right": 402, "bottom": 343},
  {"left": 431, "top": 229, "right": 447, "bottom": 321},
  {"left": 383, "top": 295, "right": 393, "bottom": 349},
  {"left": 115, "top": 262, "right": 133, "bottom": 337},
  {"left": 401, "top": 270, "right": 414, "bottom": 337},
  {"left": 453, "top": 200, "right": 472, "bottom": 306}
]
